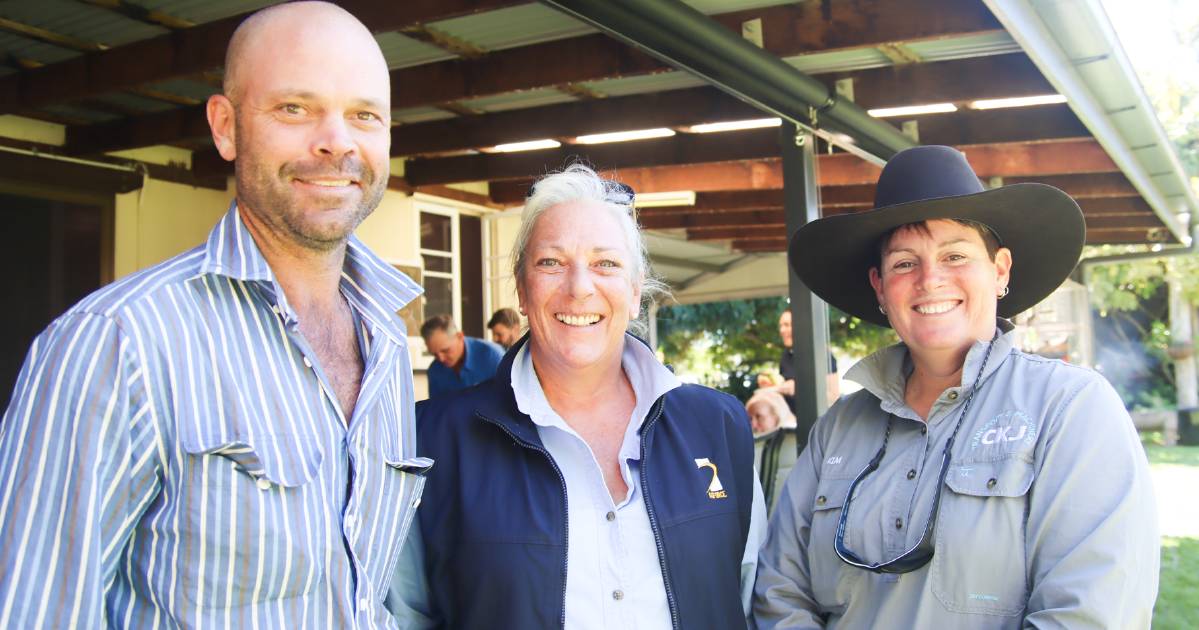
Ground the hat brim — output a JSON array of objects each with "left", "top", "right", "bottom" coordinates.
[{"left": 787, "top": 183, "right": 1085, "bottom": 328}]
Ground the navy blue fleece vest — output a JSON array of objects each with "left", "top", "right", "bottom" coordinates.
[{"left": 414, "top": 341, "right": 755, "bottom": 630}]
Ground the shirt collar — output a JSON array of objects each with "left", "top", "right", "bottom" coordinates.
[
  {"left": 511, "top": 334, "right": 681, "bottom": 459},
  {"left": 845, "top": 318, "right": 1016, "bottom": 415},
  {"left": 199, "top": 202, "right": 423, "bottom": 344}
]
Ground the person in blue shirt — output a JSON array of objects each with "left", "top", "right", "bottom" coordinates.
[{"left": 420, "top": 314, "right": 504, "bottom": 398}]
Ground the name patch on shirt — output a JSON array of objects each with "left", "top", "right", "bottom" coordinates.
[
  {"left": 694, "top": 458, "right": 728, "bottom": 499},
  {"left": 969, "top": 410, "right": 1038, "bottom": 451}
]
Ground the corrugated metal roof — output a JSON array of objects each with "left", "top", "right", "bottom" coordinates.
[
  {"left": 0, "top": 1, "right": 166, "bottom": 46},
  {"left": 375, "top": 31, "right": 456, "bottom": 69},
  {"left": 579, "top": 72, "right": 706, "bottom": 98},
  {"left": 392, "top": 106, "right": 458, "bottom": 125},
  {"left": 459, "top": 87, "right": 578, "bottom": 113},
  {"left": 134, "top": 0, "right": 271, "bottom": 25},
  {"left": 908, "top": 31, "right": 1022, "bottom": 61},
  {"left": 0, "top": 29, "right": 83, "bottom": 65},
  {"left": 429, "top": 4, "right": 590, "bottom": 53}
]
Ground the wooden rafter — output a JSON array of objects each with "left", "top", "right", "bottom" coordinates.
[
  {"left": 0, "top": 0, "right": 524, "bottom": 114},
  {"left": 78, "top": 0, "right": 196, "bottom": 30},
  {"left": 391, "top": 0, "right": 1002, "bottom": 109},
  {"left": 403, "top": 118, "right": 1104, "bottom": 187}
]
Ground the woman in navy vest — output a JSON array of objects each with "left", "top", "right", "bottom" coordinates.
[{"left": 390, "top": 164, "right": 765, "bottom": 629}]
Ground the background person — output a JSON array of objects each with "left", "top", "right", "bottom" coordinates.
[
  {"left": 487, "top": 306, "right": 523, "bottom": 349},
  {"left": 776, "top": 309, "right": 840, "bottom": 407},
  {"left": 394, "top": 165, "right": 765, "bottom": 629},
  {"left": 420, "top": 314, "right": 503, "bottom": 399},
  {"left": 746, "top": 389, "right": 797, "bottom": 436},
  {"left": 0, "top": 3, "right": 427, "bottom": 627},
  {"left": 754, "top": 145, "right": 1159, "bottom": 628}
]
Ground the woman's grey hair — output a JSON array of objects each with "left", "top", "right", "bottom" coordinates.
[{"left": 511, "top": 164, "right": 669, "bottom": 335}]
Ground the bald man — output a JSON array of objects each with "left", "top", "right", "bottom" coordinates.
[{"left": 0, "top": 3, "right": 427, "bottom": 627}]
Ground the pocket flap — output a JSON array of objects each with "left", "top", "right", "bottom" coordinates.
[
  {"left": 384, "top": 456, "right": 434, "bottom": 477},
  {"left": 182, "top": 432, "right": 323, "bottom": 488},
  {"left": 812, "top": 477, "right": 853, "bottom": 512},
  {"left": 945, "top": 458, "right": 1033, "bottom": 498}
]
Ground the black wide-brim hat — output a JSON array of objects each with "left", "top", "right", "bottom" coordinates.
[{"left": 788, "top": 145, "right": 1085, "bottom": 328}]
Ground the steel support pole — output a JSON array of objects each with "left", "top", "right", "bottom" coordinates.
[{"left": 781, "top": 122, "right": 829, "bottom": 452}]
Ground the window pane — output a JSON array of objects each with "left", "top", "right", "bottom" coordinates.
[
  {"left": 424, "top": 276, "right": 454, "bottom": 322},
  {"left": 420, "top": 212, "right": 452, "bottom": 251},
  {"left": 423, "top": 254, "right": 451, "bottom": 273}
]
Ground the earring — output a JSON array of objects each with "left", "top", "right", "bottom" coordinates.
[
  {"left": 998, "top": 286, "right": 1010, "bottom": 299},
  {"left": 878, "top": 304, "right": 887, "bottom": 315}
]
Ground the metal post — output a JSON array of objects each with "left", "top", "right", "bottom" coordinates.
[{"left": 781, "top": 122, "right": 829, "bottom": 452}]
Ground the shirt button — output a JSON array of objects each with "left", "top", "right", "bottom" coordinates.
[
  {"left": 270, "top": 304, "right": 280, "bottom": 314},
  {"left": 921, "top": 426, "right": 928, "bottom": 435},
  {"left": 303, "top": 356, "right": 313, "bottom": 368},
  {"left": 255, "top": 478, "right": 271, "bottom": 491},
  {"left": 895, "top": 518, "right": 903, "bottom": 529},
  {"left": 412, "top": 497, "right": 422, "bottom": 509},
  {"left": 906, "top": 469, "right": 916, "bottom": 480},
  {"left": 947, "top": 391, "right": 959, "bottom": 401},
  {"left": 815, "top": 495, "right": 827, "bottom": 505},
  {"left": 606, "top": 511, "right": 616, "bottom": 522},
  {"left": 344, "top": 514, "right": 356, "bottom": 529},
  {"left": 612, "top": 590, "right": 624, "bottom": 601},
  {"left": 358, "top": 598, "right": 369, "bottom": 611},
  {"left": 987, "top": 478, "right": 998, "bottom": 489}
]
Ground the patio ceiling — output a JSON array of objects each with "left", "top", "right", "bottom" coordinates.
[{"left": 0, "top": 0, "right": 1191, "bottom": 291}]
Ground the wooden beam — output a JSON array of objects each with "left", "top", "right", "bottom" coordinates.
[
  {"left": 79, "top": 0, "right": 196, "bottom": 30},
  {"left": 726, "top": 224, "right": 1177, "bottom": 251},
  {"left": 640, "top": 209, "right": 785, "bottom": 230},
  {"left": 831, "top": 53, "right": 1052, "bottom": 110},
  {"left": 732, "top": 238, "right": 788, "bottom": 253},
  {"left": 413, "top": 184, "right": 503, "bottom": 209},
  {"left": 0, "top": 0, "right": 524, "bottom": 115},
  {"left": 0, "top": 17, "right": 107, "bottom": 52},
  {"left": 1078, "top": 197, "right": 1154, "bottom": 215},
  {"left": 404, "top": 128, "right": 783, "bottom": 185},
  {"left": 687, "top": 226, "right": 785, "bottom": 241},
  {"left": 391, "top": 0, "right": 1001, "bottom": 109},
  {"left": 906, "top": 104, "right": 1089, "bottom": 146},
  {"left": 405, "top": 110, "right": 1101, "bottom": 186},
  {"left": 67, "top": 104, "right": 211, "bottom": 155},
  {"left": 1084, "top": 214, "right": 1164, "bottom": 230},
  {"left": 1004, "top": 173, "right": 1138, "bottom": 198}
]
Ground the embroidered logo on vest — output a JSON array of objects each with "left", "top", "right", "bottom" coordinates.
[{"left": 694, "top": 458, "right": 728, "bottom": 499}]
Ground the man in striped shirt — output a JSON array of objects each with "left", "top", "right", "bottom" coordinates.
[{"left": 0, "top": 3, "right": 429, "bottom": 627}]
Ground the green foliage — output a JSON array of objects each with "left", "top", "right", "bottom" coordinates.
[
  {"left": 657, "top": 299, "right": 898, "bottom": 400},
  {"left": 828, "top": 306, "right": 898, "bottom": 358}
]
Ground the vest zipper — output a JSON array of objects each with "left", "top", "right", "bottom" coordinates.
[
  {"left": 475, "top": 413, "right": 571, "bottom": 630},
  {"left": 637, "top": 397, "right": 680, "bottom": 630}
]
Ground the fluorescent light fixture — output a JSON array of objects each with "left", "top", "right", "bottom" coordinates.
[
  {"left": 575, "top": 128, "right": 676, "bottom": 144},
  {"left": 688, "top": 117, "right": 781, "bottom": 133},
  {"left": 491, "top": 139, "right": 561, "bottom": 152},
  {"left": 867, "top": 103, "right": 958, "bottom": 118},
  {"left": 970, "top": 94, "right": 1068, "bottom": 110},
  {"left": 634, "top": 190, "right": 696, "bottom": 208}
]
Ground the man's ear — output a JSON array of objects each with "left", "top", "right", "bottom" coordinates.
[{"left": 207, "top": 94, "right": 238, "bottom": 161}]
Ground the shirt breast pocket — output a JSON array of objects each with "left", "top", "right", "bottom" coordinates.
[
  {"left": 932, "top": 455, "right": 1034, "bottom": 616},
  {"left": 176, "top": 432, "right": 326, "bottom": 608},
  {"left": 806, "top": 476, "right": 860, "bottom": 614}
]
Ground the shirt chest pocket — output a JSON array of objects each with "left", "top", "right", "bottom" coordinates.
[
  {"left": 175, "top": 429, "right": 327, "bottom": 609},
  {"left": 931, "top": 455, "right": 1034, "bottom": 616},
  {"left": 806, "top": 476, "right": 861, "bottom": 613}
]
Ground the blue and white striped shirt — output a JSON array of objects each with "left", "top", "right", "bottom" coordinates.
[{"left": 0, "top": 203, "right": 428, "bottom": 629}]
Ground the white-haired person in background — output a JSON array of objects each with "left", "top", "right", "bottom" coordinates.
[{"left": 391, "top": 164, "right": 766, "bottom": 629}]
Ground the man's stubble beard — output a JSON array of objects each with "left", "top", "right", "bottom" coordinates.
[{"left": 233, "top": 131, "right": 387, "bottom": 253}]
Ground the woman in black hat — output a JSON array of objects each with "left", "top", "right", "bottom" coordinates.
[{"left": 753, "top": 146, "right": 1159, "bottom": 629}]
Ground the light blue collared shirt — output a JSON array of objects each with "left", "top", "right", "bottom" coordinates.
[
  {"left": 511, "top": 337, "right": 766, "bottom": 630},
  {"left": 0, "top": 203, "right": 428, "bottom": 628}
]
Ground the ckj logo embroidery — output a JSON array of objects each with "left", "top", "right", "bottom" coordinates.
[
  {"left": 694, "top": 458, "right": 728, "bottom": 499},
  {"left": 970, "top": 410, "right": 1037, "bottom": 450}
]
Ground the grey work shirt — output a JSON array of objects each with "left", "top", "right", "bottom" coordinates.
[{"left": 754, "top": 320, "right": 1160, "bottom": 629}]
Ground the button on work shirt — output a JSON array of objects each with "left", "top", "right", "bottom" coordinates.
[
  {"left": 754, "top": 320, "right": 1160, "bottom": 629},
  {"left": 0, "top": 204, "right": 429, "bottom": 628},
  {"left": 426, "top": 336, "right": 504, "bottom": 399},
  {"left": 512, "top": 338, "right": 766, "bottom": 630}
]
